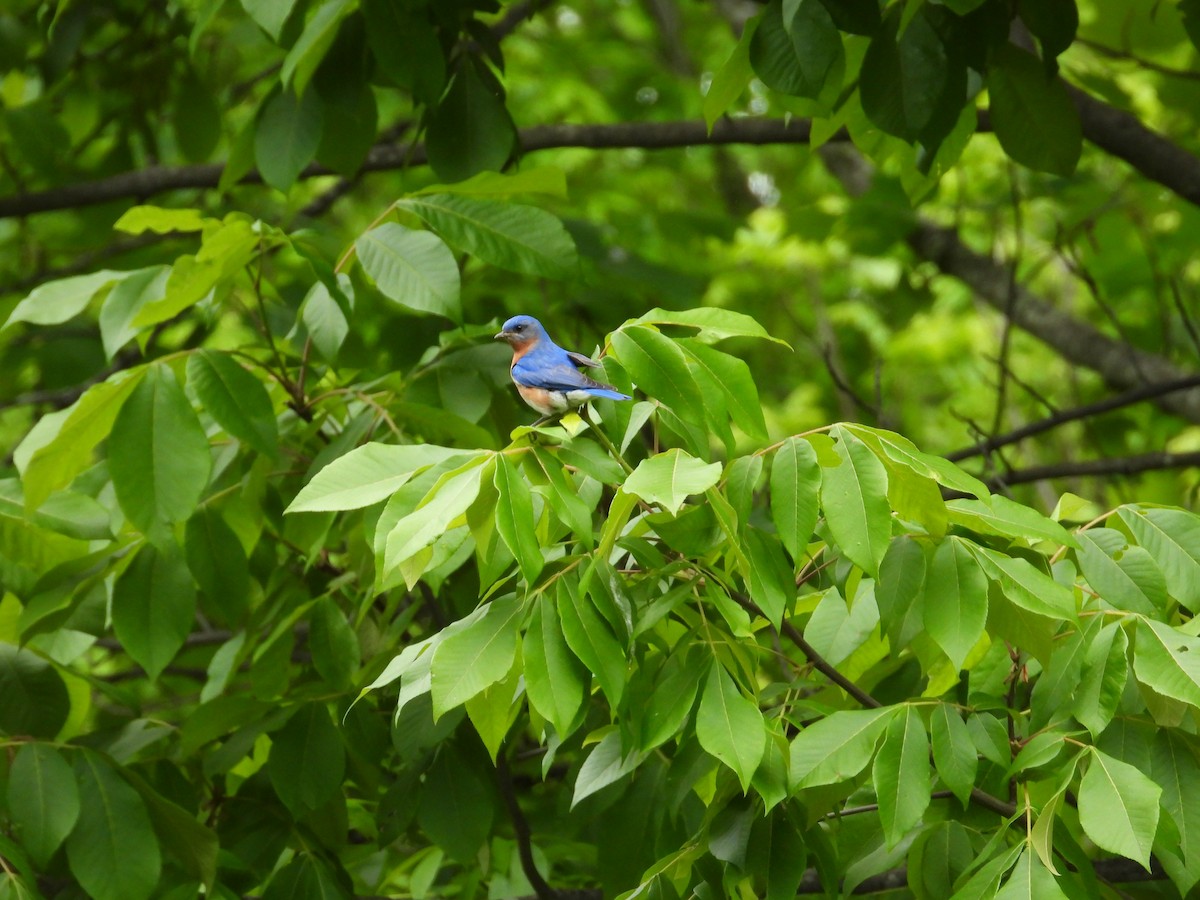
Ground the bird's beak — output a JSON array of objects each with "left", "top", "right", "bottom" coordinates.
[{"left": 494, "top": 330, "right": 509, "bottom": 341}]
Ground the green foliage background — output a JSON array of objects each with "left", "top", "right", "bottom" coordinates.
[{"left": 1, "top": 0, "right": 1200, "bottom": 898}]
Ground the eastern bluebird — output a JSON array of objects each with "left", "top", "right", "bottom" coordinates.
[{"left": 495, "top": 315, "right": 632, "bottom": 420}]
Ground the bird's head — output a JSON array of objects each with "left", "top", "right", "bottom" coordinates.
[{"left": 494, "top": 314, "right": 546, "bottom": 348}]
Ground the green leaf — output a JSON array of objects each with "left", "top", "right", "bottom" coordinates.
[
  {"left": 1183, "top": 0, "right": 1200, "bottom": 54},
  {"left": 790, "top": 707, "right": 895, "bottom": 789},
  {"left": 108, "top": 365, "right": 211, "bottom": 534},
  {"left": 493, "top": 454, "right": 544, "bottom": 583},
  {"left": 4, "top": 270, "right": 125, "bottom": 329},
  {"left": 174, "top": 68, "right": 221, "bottom": 163},
  {"left": 1018, "top": 0, "right": 1078, "bottom": 63},
  {"left": 679, "top": 339, "right": 768, "bottom": 440},
  {"left": 995, "top": 847, "right": 1069, "bottom": 900},
  {"left": 112, "top": 542, "right": 197, "bottom": 681},
  {"left": 308, "top": 597, "right": 360, "bottom": 692},
  {"left": 750, "top": 0, "right": 844, "bottom": 100},
  {"left": 66, "top": 750, "right": 161, "bottom": 900},
  {"left": 557, "top": 580, "right": 627, "bottom": 706},
  {"left": 268, "top": 703, "right": 346, "bottom": 815},
  {"left": 611, "top": 325, "right": 706, "bottom": 427},
  {"left": 280, "top": 0, "right": 352, "bottom": 95},
  {"left": 0, "top": 644, "right": 70, "bottom": 738},
  {"left": 255, "top": 88, "right": 323, "bottom": 192},
  {"left": 624, "top": 448, "right": 722, "bottom": 516},
  {"left": 430, "top": 595, "right": 522, "bottom": 717},
  {"left": 113, "top": 205, "right": 208, "bottom": 235},
  {"left": 300, "top": 275, "right": 353, "bottom": 361},
  {"left": 770, "top": 436, "right": 821, "bottom": 564},
  {"left": 314, "top": 65, "right": 378, "bottom": 178},
  {"left": 464, "top": 672, "right": 518, "bottom": 763},
  {"left": 30, "top": 490, "right": 113, "bottom": 541},
  {"left": 1074, "top": 623, "right": 1127, "bottom": 738},
  {"left": 426, "top": 58, "right": 516, "bottom": 182},
  {"left": 631, "top": 307, "right": 788, "bottom": 346},
  {"left": 804, "top": 586, "right": 877, "bottom": 666},
  {"left": 16, "top": 368, "right": 146, "bottom": 509},
  {"left": 262, "top": 853, "right": 350, "bottom": 900},
  {"left": 360, "top": 0, "right": 444, "bottom": 101},
  {"left": 524, "top": 598, "right": 588, "bottom": 737},
  {"left": 860, "top": 9, "right": 950, "bottom": 141},
  {"left": 356, "top": 222, "right": 461, "bottom": 320},
  {"left": 531, "top": 446, "right": 594, "bottom": 547},
  {"left": 843, "top": 424, "right": 988, "bottom": 499},
  {"left": 695, "top": 663, "right": 766, "bottom": 792},
  {"left": 876, "top": 536, "right": 928, "bottom": 650},
  {"left": 930, "top": 703, "right": 977, "bottom": 807},
  {"left": 1078, "top": 747, "right": 1161, "bottom": 870},
  {"left": 1133, "top": 618, "right": 1200, "bottom": 709},
  {"left": 704, "top": 14, "right": 757, "bottom": 129},
  {"left": 396, "top": 194, "right": 578, "bottom": 279},
  {"left": 821, "top": 426, "right": 891, "bottom": 577},
  {"left": 186, "top": 350, "right": 278, "bottom": 456},
  {"left": 817, "top": 0, "right": 881, "bottom": 34},
  {"left": 745, "top": 529, "right": 794, "bottom": 629},
  {"left": 239, "top": 0, "right": 299, "bottom": 40},
  {"left": 923, "top": 538, "right": 988, "bottom": 670},
  {"left": 383, "top": 457, "right": 486, "bottom": 575},
  {"left": 967, "top": 545, "right": 1076, "bottom": 621},
  {"left": 1149, "top": 731, "right": 1200, "bottom": 892},
  {"left": 132, "top": 219, "right": 259, "bottom": 329},
  {"left": 640, "top": 649, "right": 704, "bottom": 751},
  {"left": 873, "top": 706, "right": 931, "bottom": 848},
  {"left": 122, "top": 767, "right": 218, "bottom": 891},
  {"left": 288, "top": 443, "right": 473, "bottom": 513},
  {"left": 184, "top": 506, "right": 249, "bottom": 625},
  {"left": 1118, "top": 507, "right": 1200, "bottom": 611},
  {"left": 417, "top": 745, "right": 494, "bottom": 861},
  {"left": 414, "top": 165, "right": 568, "bottom": 199},
  {"left": 946, "top": 495, "right": 1078, "bottom": 547},
  {"left": 1076, "top": 530, "right": 1166, "bottom": 615},
  {"left": 99, "top": 266, "right": 169, "bottom": 360},
  {"left": 987, "top": 45, "right": 1081, "bottom": 176},
  {"left": 573, "top": 728, "right": 643, "bottom": 806},
  {"left": 6, "top": 744, "right": 80, "bottom": 867}
]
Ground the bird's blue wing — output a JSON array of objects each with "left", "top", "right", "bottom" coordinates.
[{"left": 512, "top": 358, "right": 604, "bottom": 392}]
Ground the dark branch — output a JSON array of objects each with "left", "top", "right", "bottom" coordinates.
[
  {"left": 1070, "top": 82, "right": 1200, "bottom": 210},
  {"left": 818, "top": 143, "right": 1200, "bottom": 424},
  {"left": 983, "top": 450, "right": 1200, "bottom": 489},
  {"left": 947, "top": 374, "right": 1200, "bottom": 461},
  {"left": 0, "top": 118, "right": 830, "bottom": 221},
  {"left": 497, "top": 752, "right": 556, "bottom": 900}
]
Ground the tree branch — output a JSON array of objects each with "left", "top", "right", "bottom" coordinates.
[
  {"left": 817, "top": 143, "right": 1200, "bottom": 424},
  {"left": 983, "top": 450, "right": 1200, "bottom": 489},
  {"left": 497, "top": 752, "right": 556, "bottom": 900},
  {"left": 1069, "top": 82, "right": 1200, "bottom": 210},
  {"left": 0, "top": 118, "right": 829, "bottom": 221},
  {"left": 947, "top": 374, "right": 1200, "bottom": 461}
]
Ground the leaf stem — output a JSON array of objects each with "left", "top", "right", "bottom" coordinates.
[{"left": 577, "top": 406, "right": 634, "bottom": 476}]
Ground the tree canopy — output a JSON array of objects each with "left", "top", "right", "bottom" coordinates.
[{"left": 2, "top": 0, "right": 1200, "bottom": 898}]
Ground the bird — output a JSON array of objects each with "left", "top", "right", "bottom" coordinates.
[{"left": 494, "top": 315, "right": 631, "bottom": 422}]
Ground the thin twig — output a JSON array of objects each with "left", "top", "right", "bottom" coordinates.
[
  {"left": 496, "top": 752, "right": 556, "bottom": 900},
  {"left": 947, "top": 373, "right": 1200, "bottom": 461}
]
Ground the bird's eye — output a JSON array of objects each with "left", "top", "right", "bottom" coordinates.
[{"left": 514, "top": 324, "right": 525, "bottom": 332}]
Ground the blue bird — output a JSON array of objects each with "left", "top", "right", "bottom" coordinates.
[{"left": 495, "top": 315, "right": 631, "bottom": 421}]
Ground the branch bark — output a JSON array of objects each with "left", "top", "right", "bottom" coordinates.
[
  {"left": 947, "top": 373, "right": 1200, "bottom": 461},
  {"left": 1070, "top": 83, "right": 1200, "bottom": 209},
  {"left": 984, "top": 450, "right": 1200, "bottom": 489},
  {"left": 817, "top": 143, "right": 1200, "bottom": 424},
  {"left": 0, "top": 118, "right": 827, "bottom": 221}
]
